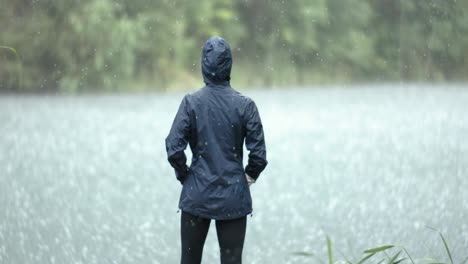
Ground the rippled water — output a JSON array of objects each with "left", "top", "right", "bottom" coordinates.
[{"left": 1, "top": 84, "right": 467, "bottom": 263}]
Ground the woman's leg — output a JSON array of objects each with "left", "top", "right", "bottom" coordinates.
[
  {"left": 180, "top": 211, "right": 211, "bottom": 264},
  {"left": 215, "top": 216, "right": 247, "bottom": 264}
]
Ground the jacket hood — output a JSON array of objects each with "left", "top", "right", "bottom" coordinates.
[{"left": 201, "top": 36, "right": 232, "bottom": 86}]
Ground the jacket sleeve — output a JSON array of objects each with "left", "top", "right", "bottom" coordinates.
[
  {"left": 244, "top": 99, "right": 268, "bottom": 181},
  {"left": 165, "top": 95, "right": 191, "bottom": 184}
]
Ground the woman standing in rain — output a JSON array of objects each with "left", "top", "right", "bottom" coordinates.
[{"left": 165, "top": 36, "right": 268, "bottom": 264}]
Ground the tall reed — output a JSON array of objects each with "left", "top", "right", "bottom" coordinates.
[{"left": 292, "top": 227, "right": 467, "bottom": 264}]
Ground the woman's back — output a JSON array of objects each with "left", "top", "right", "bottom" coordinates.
[{"left": 168, "top": 85, "right": 265, "bottom": 220}]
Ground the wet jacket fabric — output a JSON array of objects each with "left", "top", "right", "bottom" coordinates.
[{"left": 165, "top": 37, "right": 268, "bottom": 220}]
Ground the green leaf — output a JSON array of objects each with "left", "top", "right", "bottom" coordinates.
[{"left": 363, "top": 245, "right": 395, "bottom": 254}]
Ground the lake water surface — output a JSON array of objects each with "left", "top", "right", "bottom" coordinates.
[{"left": 1, "top": 84, "right": 467, "bottom": 263}]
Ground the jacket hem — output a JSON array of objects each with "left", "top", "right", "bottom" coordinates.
[{"left": 178, "top": 205, "right": 252, "bottom": 221}]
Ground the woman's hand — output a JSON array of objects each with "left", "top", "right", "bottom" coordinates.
[{"left": 245, "top": 173, "right": 256, "bottom": 187}]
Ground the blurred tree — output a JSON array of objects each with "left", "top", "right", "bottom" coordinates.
[
  {"left": 400, "top": 0, "right": 468, "bottom": 81},
  {"left": 60, "top": 0, "right": 144, "bottom": 92},
  {"left": 0, "top": 0, "right": 467, "bottom": 92},
  {"left": 368, "top": 0, "right": 402, "bottom": 80}
]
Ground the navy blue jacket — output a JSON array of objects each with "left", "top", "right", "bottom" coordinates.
[{"left": 165, "top": 37, "right": 268, "bottom": 220}]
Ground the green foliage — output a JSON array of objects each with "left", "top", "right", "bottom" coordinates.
[
  {"left": 293, "top": 228, "right": 462, "bottom": 264},
  {"left": 1, "top": 0, "right": 467, "bottom": 92},
  {"left": 60, "top": 0, "right": 145, "bottom": 92}
]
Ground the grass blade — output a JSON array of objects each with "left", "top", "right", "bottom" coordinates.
[
  {"left": 363, "top": 245, "right": 394, "bottom": 254},
  {"left": 439, "top": 232, "right": 453, "bottom": 264},
  {"left": 388, "top": 251, "right": 401, "bottom": 264},
  {"left": 425, "top": 226, "right": 438, "bottom": 231},
  {"left": 394, "top": 258, "right": 407, "bottom": 264},
  {"left": 403, "top": 248, "right": 415, "bottom": 264},
  {"left": 426, "top": 226, "right": 453, "bottom": 264},
  {"left": 357, "top": 253, "right": 376, "bottom": 264},
  {"left": 291, "top": 251, "right": 315, "bottom": 257},
  {"left": 327, "top": 236, "right": 334, "bottom": 264},
  {"left": 337, "top": 248, "right": 353, "bottom": 264}
]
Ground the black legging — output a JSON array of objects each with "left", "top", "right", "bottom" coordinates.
[{"left": 180, "top": 211, "right": 247, "bottom": 264}]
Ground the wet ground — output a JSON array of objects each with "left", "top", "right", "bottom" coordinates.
[{"left": 1, "top": 84, "right": 467, "bottom": 263}]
